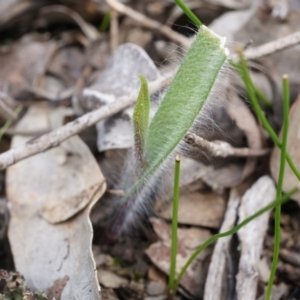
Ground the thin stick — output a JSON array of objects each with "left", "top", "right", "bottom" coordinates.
[
  {"left": 266, "top": 75, "right": 290, "bottom": 300},
  {"left": 0, "top": 72, "right": 174, "bottom": 170},
  {"left": 110, "top": 9, "right": 119, "bottom": 52},
  {"left": 174, "top": 187, "right": 298, "bottom": 294},
  {"left": 243, "top": 30, "right": 300, "bottom": 60},
  {"left": 169, "top": 155, "right": 180, "bottom": 297},
  {"left": 185, "top": 133, "right": 270, "bottom": 157},
  {"left": 103, "top": 0, "right": 190, "bottom": 48}
]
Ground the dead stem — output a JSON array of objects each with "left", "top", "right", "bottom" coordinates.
[{"left": 185, "top": 133, "right": 270, "bottom": 157}]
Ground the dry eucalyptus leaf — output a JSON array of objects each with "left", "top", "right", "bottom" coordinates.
[
  {"left": 236, "top": 176, "right": 276, "bottom": 300},
  {"left": 0, "top": 35, "right": 56, "bottom": 102},
  {"left": 6, "top": 104, "right": 106, "bottom": 300},
  {"left": 209, "top": 0, "right": 260, "bottom": 41},
  {"left": 204, "top": 188, "right": 240, "bottom": 300},
  {"left": 270, "top": 95, "right": 300, "bottom": 202},
  {"left": 47, "top": 46, "right": 85, "bottom": 88},
  {"left": 146, "top": 218, "right": 212, "bottom": 297},
  {"left": 156, "top": 191, "right": 226, "bottom": 229}
]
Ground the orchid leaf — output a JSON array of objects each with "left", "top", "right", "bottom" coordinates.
[
  {"left": 133, "top": 74, "right": 150, "bottom": 164},
  {"left": 142, "top": 25, "right": 228, "bottom": 182}
]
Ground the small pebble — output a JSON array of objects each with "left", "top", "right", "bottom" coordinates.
[{"left": 146, "top": 281, "right": 165, "bottom": 296}]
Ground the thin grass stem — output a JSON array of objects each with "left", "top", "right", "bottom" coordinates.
[
  {"left": 230, "top": 60, "right": 272, "bottom": 108},
  {"left": 169, "top": 155, "right": 181, "bottom": 297},
  {"left": 174, "top": 0, "right": 202, "bottom": 27},
  {"left": 99, "top": 10, "right": 111, "bottom": 32},
  {"left": 265, "top": 75, "right": 290, "bottom": 300},
  {"left": 253, "top": 85, "right": 273, "bottom": 108},
  {"left": 174, "top": 187, "right": 298, "bottom": 293}
]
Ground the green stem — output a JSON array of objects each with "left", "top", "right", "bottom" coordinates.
[
  {"left": 0, "top": 106, "right": 22, "bottom": 142},
  {"left": 265, "top": 75, "right": 290, "bottom": 300},
  {"left": 174, "top": 187, "right": 298, "bottom": 293},
  {"left": 174, "top": 0, "right": 202, "bottom": 27},
  {"left": 230, "top": 59, "right": 272, "bottom": 108},
  {"left": 238, "top": 52, "right": 300, "bottom": 181},
  {"left": 99, "top": 11, "right": 111, "bottom": 32},
  {"left": 253, "top": 85, "right": 273, "bottom": 109},
  {"left": 169, "top": 155, "right": 181, "bottom": 297}
]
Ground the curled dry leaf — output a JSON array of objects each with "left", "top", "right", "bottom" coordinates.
[
  {"left": 6, "top": 104, "right": 106, "bottom": 300},
  {"left": 270, "top": 95, "right": 300, "bottom": 202}
]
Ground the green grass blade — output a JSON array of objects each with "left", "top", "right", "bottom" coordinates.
[
  {"left": 266, "top": 75, "right": 290, "bottom": 300},
  {"left": 133, "top": 75, "right": 150, "bottom": 165},
  {"left": 175, "top": 187, "right": 298, "bottom": 293},
  {"left": 169, "top": 155, "right": 180, "bottom": 297},
  {"left": 144, "top": 25, "right": 227, "bottom": 180},
  {"left": 230, "top": 60, "right": 272, "bottom": 108},
  {"left": 253, "top": 85, "right": 273, "bottom": 109},
  {"left": 175, "top": 0, "right": 202, "bottom": 27}
]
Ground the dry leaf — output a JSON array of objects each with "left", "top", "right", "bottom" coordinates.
[
  {"left": 6, "top": 104, "right": 106, "bottom": 300},
  {"left": 236, "top": 176, "right": 276, "bottom": 300},
  {"left": 146, "top": 218, "right": 212, "bottom": 297},
  {"left": 204, "top": 188, "right": 240, "bottom": 300},
  {"left": 157, "top": 191, "right": 226, "bottom": 229}
]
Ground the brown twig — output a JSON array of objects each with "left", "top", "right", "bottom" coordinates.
[
  {"left": 0, "top": 72, "right": 175, "bottom": 170},
  {"left": 243, "top": 30, "right": 300, "bottom": 60},
  {"left": 103, "top": 0, "right": 190, "bottom": 48},
  {"left": 185, "top": 133, "right": 270, "bottom": 157},
  {"left": 110, "top": 9, "right": 119, "bottom": 52}
]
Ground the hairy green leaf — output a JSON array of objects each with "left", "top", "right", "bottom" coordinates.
[{"left": 143, "top": 25, "right": 228, "bottom": 179}]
